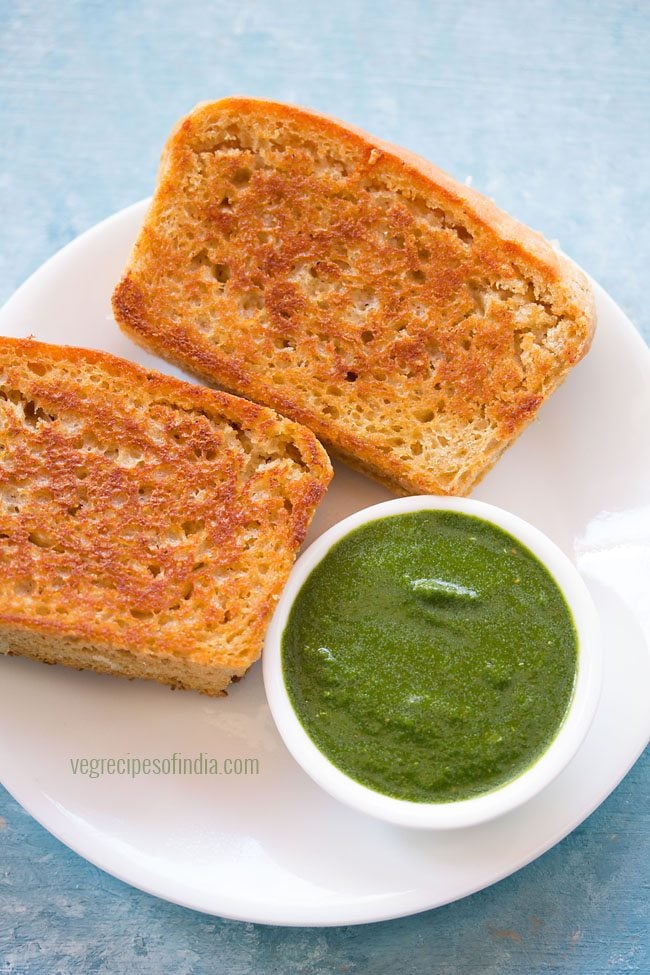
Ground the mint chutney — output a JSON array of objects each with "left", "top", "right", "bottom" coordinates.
[{"left": 281, "top": 511, "right": 578, "bottom": 803}]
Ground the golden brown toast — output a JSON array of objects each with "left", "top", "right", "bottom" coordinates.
[
  {"left": 0, "top": 337, "right": 332, "bottom": 695},
  {"left": 113, "top": 97, "right": 596, "bottom": 495}
]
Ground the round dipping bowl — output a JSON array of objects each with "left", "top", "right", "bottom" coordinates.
[{"left": 263, "top": 496, "right": 602, "bottom": 829}]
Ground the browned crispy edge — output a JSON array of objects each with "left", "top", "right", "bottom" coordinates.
[
  {"left": 0, "top": 625, "right": 243, "bottom": 696},
  {"left": 0, "top": 337, "right": 333, "bottom": 694},
  {"left": 113, "top": 97, "right": 597, "bottom": 497}
]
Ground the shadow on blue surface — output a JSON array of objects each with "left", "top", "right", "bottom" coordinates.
[
  {"left": 0, "top": 750, "right": 647, "bottom": 974},
  {"left": 0, "top": 0, "right": 648, "bottom": 971}
]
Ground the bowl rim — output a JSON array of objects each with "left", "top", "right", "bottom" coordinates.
[{"left": 263, "top": 495, "right": 602, "bottom": 829}]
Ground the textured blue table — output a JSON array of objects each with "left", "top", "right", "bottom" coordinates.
[{"left": 0, "top": 1, "right": 648, "bottom": 972}]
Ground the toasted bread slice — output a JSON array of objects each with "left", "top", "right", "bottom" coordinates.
[
  {"left": 113, "top": 97, "right": 595, "bottom": 496},
  {"left": 0, "top": 337, "right": 331, "bottom": 695}
]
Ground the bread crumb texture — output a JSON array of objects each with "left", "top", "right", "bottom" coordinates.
[
  {"left": 0, "top": 338, "right": 331, "bottom": 695},
  {"left": 114, "top": 98, "right": 596, "bottom": 495}
]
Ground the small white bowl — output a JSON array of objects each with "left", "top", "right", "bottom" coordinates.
[{"left": 263, "top": 496, "right": 602, "bottom": 829}]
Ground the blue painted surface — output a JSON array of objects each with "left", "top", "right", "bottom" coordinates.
[{"left": 0, "top": 0, "right": 648, "bottom": 971}]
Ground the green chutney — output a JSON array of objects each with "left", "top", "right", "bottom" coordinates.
[{"left": 281, "top": 511, "right": 578, "bottom": 803}]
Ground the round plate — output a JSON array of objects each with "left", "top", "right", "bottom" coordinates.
[{"left": 0, "top": 201, "right": 648, "bottom": 926}]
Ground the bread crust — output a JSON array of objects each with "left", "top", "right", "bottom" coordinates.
[
  {"left": 0, "top": 337, "right": 332, "bottom": 694},
  {"left": 114, "top": 97, "right": 596, "bottom": 495}
]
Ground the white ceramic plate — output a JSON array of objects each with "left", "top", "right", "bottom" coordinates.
[{"left": 0, "top": 201, "right": 648, "bottom": 927}]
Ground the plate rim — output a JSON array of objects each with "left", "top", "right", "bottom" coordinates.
[{"left": 0, "top": 199, "right": 648, "bottom": 927}]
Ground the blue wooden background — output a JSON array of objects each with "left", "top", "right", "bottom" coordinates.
[{"left": 0, "top": 1, "right": 648, "bottom": 972}]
